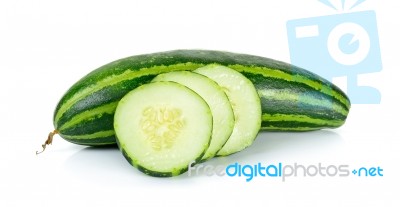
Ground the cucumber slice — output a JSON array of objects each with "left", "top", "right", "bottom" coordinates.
[
  {"left": 152, "top": 71, "right": 235, "bottom": 161},
  {"left": 195, "top": 65, "right": 261, "bottom": 156},
  {"left": 114, "top": 81, "right": 212, "bottom": 177}
]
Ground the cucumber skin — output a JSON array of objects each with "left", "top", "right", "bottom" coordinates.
[
  {"left": 53, "top": 50, "right": 350, "bottom": 146},
  {"left": 118, "top": 139, "right": 196, "bottom": 177}
]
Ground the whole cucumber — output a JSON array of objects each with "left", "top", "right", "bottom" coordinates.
[{"left": 38, "top": 50, "right": 350, "bottom": 153}]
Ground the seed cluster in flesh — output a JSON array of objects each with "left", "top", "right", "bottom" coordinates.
[{"left": 140, "top": 106, "right": 184, "bottom": 151}]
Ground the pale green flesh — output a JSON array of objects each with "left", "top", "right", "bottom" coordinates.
[
  {"left": 114, "top": 82, "right": 212, "bottom": 174},
  {"left": 152, "top": 71, "right": 235, "bottom": 161},
  {"left": 195, "top": 65, "right": 262, "bottom": 156}
]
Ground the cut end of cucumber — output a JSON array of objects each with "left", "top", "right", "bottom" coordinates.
[
  {"left": 152, "top": 71, "right": 235, "bottom": 161},
  {"left": 195, "top": 65, "right": 262, "bottom": 156},
  {"left": 114, "top": 81, "right": 212, "bottom": 177}
]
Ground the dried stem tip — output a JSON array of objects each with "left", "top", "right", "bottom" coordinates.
[{"left": 36, "top": 130, "right": 58, "bottom": 155}]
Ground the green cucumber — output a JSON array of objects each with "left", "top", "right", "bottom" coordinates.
[
  {"left": 38, "top": 50, "right": 350, "bottom": 153},
  {"left": 152, "top": 71, "right": 235, "bottom": 161},
  {"left": 114, "top": 81, "right": 212, "bottom": 176},
  {"left": 195, "top": 65, "right": 261, "bottom": 156}
]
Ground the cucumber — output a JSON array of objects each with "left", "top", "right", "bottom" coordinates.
[
  {"left": 38, "top": 50, "right": 350, "bottom": 153},
  {"left": 195, "top": 65, "right": 261, "bottom": 156},
  {"left": 114, "top": 81, "right": 212, "bottom": 177},
  {"left": 152, "top": 71, "right": 235, "bottom": 161}
]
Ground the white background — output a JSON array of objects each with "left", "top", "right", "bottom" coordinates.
[{"left": 1, "top": 0, "right": 399, "bottom": 206}]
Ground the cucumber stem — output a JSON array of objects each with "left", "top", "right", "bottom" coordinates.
[{"left": 36, "top": 130, "right": 58, "bottom": 155}]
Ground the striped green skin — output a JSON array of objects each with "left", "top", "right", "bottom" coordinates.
[{"left": 53, "top": 50, "right": 350, "bottom": 146}]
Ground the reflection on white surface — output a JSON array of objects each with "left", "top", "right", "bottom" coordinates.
[{"left": 62, "top": 130, "right": 343, "bottom": 182}]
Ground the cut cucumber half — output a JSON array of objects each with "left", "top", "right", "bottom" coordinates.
[
  {"left": 195, "top": 65, "right": 261, "bottom": 156},
  {"left": 152, "top": 71, "right": 235, "bottom": 161},
  {"left": 114, "top": 81, "right": 212, "bottom": 177}
]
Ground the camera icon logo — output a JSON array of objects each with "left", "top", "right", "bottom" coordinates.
[{"left": 287, "top": 8, "right": 382, "bottom": 104}]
